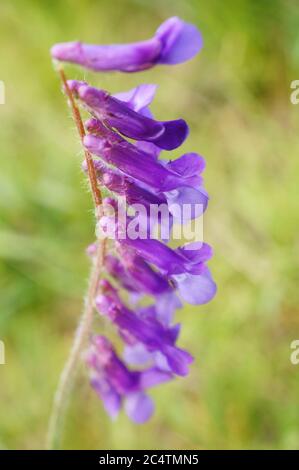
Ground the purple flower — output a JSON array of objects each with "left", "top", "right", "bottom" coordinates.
[
  {"left": 88, "top": 158, "right": 165, "bottom": 207},
  {"left": 85, "top": 83, "right": 162, "bottom": 159},
  {"left": 114, "top": 84, "right": 157, "bottom": 114},
  {"left": 173, "top": 266, "right": 217, "bottom": 305},
  {"left": 117, "top": 237, "right": 213, "bottom": 276},
  {"left": 87, "top": 335, "right": 172, "bottom": 423},
  {"left": 113, "top": 84, "right": 162, "bottom": 158},
  {"left": 84, "top": 88, "right": 205, "bottom": 209},
  {"left": 117, "top": 239, "right": 216, "bottom": 304},
  {"left": 83, "top": 133, "right": 205, "bottom": 191},
  {"left": 105, "top": 253, "right": 171, "bottom": 297},
  {"left": 123, "top": 301, "right": 182, "bottom": 368},
  {"left": 95, "top": 281, "right": 193, "bottom": 376},
  {"left": 83, "top": 157, "right": 207, "bottom": 226},
  {"left": 69, "top": 80, "right": 188, "bottom": 150},
  {"left": 51, "top": 17, "right": 203, "bottom": 72},
  {"left": 88, "top": 232, "right": 216, "bottom": 305}
]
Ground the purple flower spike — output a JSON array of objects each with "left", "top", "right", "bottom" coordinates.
[
  {"left": 50, "top": 18, "right": 216, "bottom": 428},
  {"left": 51, "top": 17, "right": 202, "bottom": 72},
  {"left": 73, "top": 82, "right": 188, "bottom": 150}
]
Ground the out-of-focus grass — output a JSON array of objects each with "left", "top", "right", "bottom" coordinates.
[{"left": 0, "top": 0, "right": 299, "bottom": 450}]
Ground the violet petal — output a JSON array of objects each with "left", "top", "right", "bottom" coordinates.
[{"left": 125, "top": 392, "right": 154, "bottom": 423}]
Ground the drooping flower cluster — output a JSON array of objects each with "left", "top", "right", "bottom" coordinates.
[{"left": 51, "top": 17, "right": 216, "bottom": 423}]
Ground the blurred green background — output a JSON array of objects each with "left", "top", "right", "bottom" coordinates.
[{"left": 1, "top": 0, "right": 299, "bottom": 450}]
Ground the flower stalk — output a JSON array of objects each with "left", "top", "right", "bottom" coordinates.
[
  {"left": 46, "top": 66, "right": 105, "bottom": 449},
  {"left": 46, "top": 239, "right": 105, "bottom": 449},
  {"left": 58, "top": 66, "right": 103, "bottom": 217}
]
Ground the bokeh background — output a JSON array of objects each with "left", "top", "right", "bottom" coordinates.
[{"left": 1, "top": 0, "right": 299, "bottom": 450}]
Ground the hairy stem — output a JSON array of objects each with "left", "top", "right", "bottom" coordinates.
[
  {"left": 46, "top": 65, "right": 105, "bottom": 449},
  {"left": 46, "top": 240, "right": 105, "bottom": 449},
  {"left": 58, "top": 66, "right": 103, "bottom": 217}
]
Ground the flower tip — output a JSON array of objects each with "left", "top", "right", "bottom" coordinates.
[
  {"left": 84, "top": 133, "right": 107, "bottom": 157},
  {"left": 50, "top": 43, "right": 63, "bottom": 60},
  {"left": 77, "top": 84, "right": 106, "bottom": 106},
  {"left": 156, "top": 16, "right": 203, "bottom": 65},
  {"left": 50, "top": 41, "right": 81, "bottom": 62},
  {"left": 125, "top": 393, "right": 154, "bottom": 424},
  {"left": 77, "top": 84, "right": 89, "bottom": 100},
  {"left": 155, "top": 118, "right": 189, "bottom": 150}
]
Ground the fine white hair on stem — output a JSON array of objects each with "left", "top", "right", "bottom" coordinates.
[
  {"left": 46, "top": 65, "right": 105, "bottom": 449},
  {"left": 46, "top": 239, "right": 106, "bottom": 449}
]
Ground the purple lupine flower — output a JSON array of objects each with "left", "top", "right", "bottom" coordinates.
[
  {"left": 87, "top": 335, "right": 172, "bottom": 423},
  {"left": 51, "top": 17, "right": 203, "bottom": 72},
  {"left": 69, "top": 80, "right": 188, "bottom": 150},
  {"left": 95, "top": 281, "right": 193, "bottom": 376}
]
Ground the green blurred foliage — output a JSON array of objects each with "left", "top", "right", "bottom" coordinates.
[{"left": 0, "top": 0, "right": 299, "bottom": 450}]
